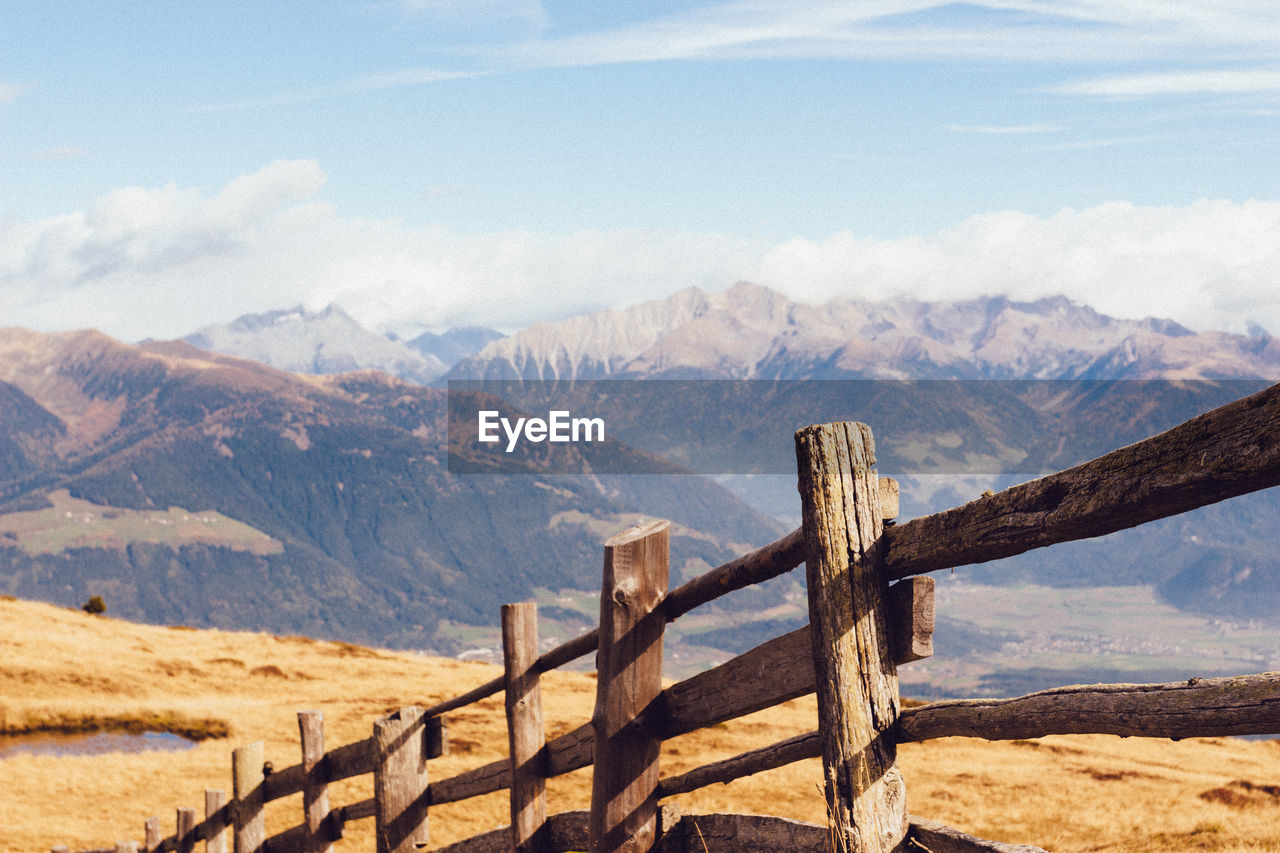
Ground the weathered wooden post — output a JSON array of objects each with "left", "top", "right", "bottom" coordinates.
[
  {"left": 115, "top": 842, "right": 139, "bottom": 853},
  {"left": 795, "top": 422, "right": 906, "bottom": 852},
  {"left": 298, "top": 711, "right": 334, "bottom": 853},
  {"left": 232, "top": 742, "right": 265, "bottom": 853},
  {"left": 588, "top": 520, "right": 671, "bottom": 853},
  {"left": 205, "top": 790, "right": 229, "bottom": 853},
  {"left": 503, "top": 602, "right": 549, "bottom": 853},
  {"left": 143, "top": 818, "right": 161, "bottom": 853},
  {"left": 373, "top": 706, "right": 430, "bottom": 853},
  {"left": 176, "top": 807, "right": 197, "bottom": 853}
]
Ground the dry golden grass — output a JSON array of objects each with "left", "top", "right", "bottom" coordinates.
[{"left": 3, "top": 596, "right": 1279, "bottom": 853}]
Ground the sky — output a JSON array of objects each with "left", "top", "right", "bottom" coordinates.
[{"left": 1, "top": 1, "right": 1278, "bottom": 341}]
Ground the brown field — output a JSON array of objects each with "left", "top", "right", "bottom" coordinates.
[{"left": 2, "top": 596, "right": 1280, "bottom": 853}]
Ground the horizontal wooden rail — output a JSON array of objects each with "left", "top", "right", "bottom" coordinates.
[
  {"left": 897, "top": 671, "right": 1280, "bottom": 741},
  {"left": 420, "top": 531, "right": 808, "bottom": 719},
  {"left": 883, "top": 381, "right": 1280, "bottom": 578},
  {"left": 652, "top": 671, "right": 1280, "bottom": 798}
]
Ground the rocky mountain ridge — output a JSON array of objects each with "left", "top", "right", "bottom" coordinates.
[{"left": 450, "top": 282, "right": 1280, "bottom": 381}]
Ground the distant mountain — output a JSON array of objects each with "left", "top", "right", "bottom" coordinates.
[
  {"left": 184, "top": 305, "right": 503, "bottom": 386},
  {"left": 0, "top": 327, "right": 786, "bottom": 650},
  {"left": 446, "top": 282, "right": 1280, "bottom": 625},
  {"left": 449, "top": 282, "right": 1280, "bottom": 381},
  {"left": 407, "top": 327, "right": 505, "bottom": 368}
]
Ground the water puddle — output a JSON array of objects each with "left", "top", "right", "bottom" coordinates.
[{"left": 0, "top": 730, "right": 197, "bottom": 759}]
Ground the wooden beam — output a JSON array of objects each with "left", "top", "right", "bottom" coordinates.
[
  {"left": 143, "top": 818, "right": 161, "bottom": 853},
  {"left": 897, "top": 671, "right": 1280, "bottom": 742},
  {"left": 796, "top": 422, "right": 906, "bottom": 852},
  {"left": 886, "top": 576, "right": 934, "bottom": 663},
  {"left": 589, "top": 520, "right": 670, "bottom": 853},
  {"left": 656, "top": 627, "right": 814, "bottom": 739},
  {"left": 883, "top": 381, "right": 1280, "bottom": 578},
  {"left": 502, "top": 602, "right": 549, "bottom": 853},
  {"left": 232, "top": 742, "right": 265, "bottom": 853},
  {"left": 657, "top": 730, "right": 822, "bottom": 798},
  {"left": 373, "top": 707, "right": 430, "bottom": 853}
]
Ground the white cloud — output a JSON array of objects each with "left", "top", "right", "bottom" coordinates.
[
  {"left": 757, "top": 199, "right": 1280, "bottom": 335},
  {"left": 496, "top": 1, "right": 1280, "bottom": 70},
  {"left": 1051, "top": 68, "right": 1280, "bottom": 96},
  {"left": 3, "top": 161, "right": 1279, "bottom": 342}
]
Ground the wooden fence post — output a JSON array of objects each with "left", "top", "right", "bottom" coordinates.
[
  {"left": 795, "top": 422, "right": 907, "bottom": 852},
  {"left": 232, "top": 742, "right": 265, "bottom": 853},
  {"left": 115, "top": 843, "right": 139, "bottom": 853},
  {"left": 299, "top": 710, "right": 334, "bottom": 853},
  {"left": 589, "top": 520, "right": 671, "bottom": 853},
  {"left": 503, "top": 602, "right": 549, "bottom": 853},
  {"left": 176, "top": 807, "right": 196, "bottom": 853},
  {"left": 373, "top": 706, "right": 430, "bottom": 853},
  {"left": 143, "top": 818, "right": 161, "bottom": 853},
  {"left": 205, "top": 790, "right": 228, "bottom": 853}
]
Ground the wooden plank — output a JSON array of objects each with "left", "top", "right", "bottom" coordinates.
[
  {"left": 337, "top": 798, "right": 376, "bottom": 824},
  {"left": 656, "top": 627, "right": 814, "bottom": 738},
  {"left": 883, "top": 381, "right": 1280, "bottom": 579},
  {"left": 898, "top": 671, "right": 1280, "bottom": 742},
  {"left": 660, "top": 528, "right": 806, "bottom": 624},
  {"left": 887, "top": 576, "right": 934, "bottom": 663},
  {"left": 297, "top": 711, "right": 332, "bottom": 853},
  {"left": 144, "top": 818, "right": 161, "bottom": 853},
  {"left": 232, "top": 742, "right": 265, "bottom": 853},
  {"left": 373, "top": 706, "right": 430, "bottom": 853},
  {"left": 502, "top": 602, "right": 549, "bottom": 853},
  {"left": 176, "top": 809, "right": 196, "bottom": 853},
  {"left": 205, "top": 791, "right": 228, "bottom": 853},
  {"left": 589, "top": 520, "right": 670, "bottom": 853},
  {"left": 658, "top": 730, "right": 822, "bottom": 798},
  {"left": 796, "top": 422, "right": 906, "bottom": 852},
  {"left": 907, "top": 817, "right": 1047, "bottom": 853}
]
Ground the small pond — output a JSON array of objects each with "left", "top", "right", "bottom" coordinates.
[{"left": 0, "top": 730, "right": 198, "bottom": 759}]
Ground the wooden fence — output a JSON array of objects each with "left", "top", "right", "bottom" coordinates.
[{"left": 56, "top": 381, "right": 1280, "bottom": 853}]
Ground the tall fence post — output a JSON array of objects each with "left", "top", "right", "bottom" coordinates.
[
  {"left": 299, "top": 710, "right": 334, "bottom": 853},
  {"left": 232, "top": 742, "right": 265, "bottom": 853},
  {"left": 795, "top": 422, "right": 907, "bottom": 852},
  {"left": 503, "top": 602, "right": 549, "bottom": 852},
  {"left": 205, "top": 790, "right": 228, "bottom": 853},
  {"left": 588, "top": 520, "right": 671, "bottom": 853},
  {"left": 373, "top": 706, "right": 430, "bottom": 853}
]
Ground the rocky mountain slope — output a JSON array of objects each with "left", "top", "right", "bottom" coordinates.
[
  {"left": 184, "top": 305, "right": 502, "bottom": 385},
  {"left": 449, "top": 281, "right": 1280, "bottom": 381},
  {"left": 0, "top": 327, "right": 785, "bottom": 649}
]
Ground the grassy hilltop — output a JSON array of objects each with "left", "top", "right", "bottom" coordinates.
[{"left": 2, "top": 596, "right": 1279, "bottom": 853}]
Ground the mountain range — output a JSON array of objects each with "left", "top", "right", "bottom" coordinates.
[
  {"left": 0, "top": 327, "right": 783, "bottom": 651},
  {"left": 3, "top": 282, "right": 1280, "bottom": 659},
  {"left": 448, "top": 281, "right": 1280, "bottom": 382}
]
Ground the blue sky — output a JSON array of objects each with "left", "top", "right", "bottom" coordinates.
[{"left": 2, "top": 1, "right": 1278, "bottom": 340}]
